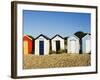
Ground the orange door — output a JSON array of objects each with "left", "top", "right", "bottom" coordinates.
[{"left": 24, "top": 41, "right": 28, "bottom": 54}]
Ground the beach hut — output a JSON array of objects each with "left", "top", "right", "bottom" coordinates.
[
  {"left": 35, "top": 34, "right": 50, "bottom": 55},
  {"left": 23, "top": 35, "right": 34, "bottom": 54},
  {"left": 51, "top": 34, "right": 64, "bottom": 53},
  {"left": 82, "top": 34, "right": 91, "bottom": 53},
  {"left": 67, "top": 35, "right": 80, "bottom": 53}
]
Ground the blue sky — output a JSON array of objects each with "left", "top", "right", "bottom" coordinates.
[{"left": 23, "top": 10, "right": 91, "bottom": 38}]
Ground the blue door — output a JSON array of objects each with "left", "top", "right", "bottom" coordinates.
[{"left": 39, "top": 41, "right": 44, "bottom": 55}]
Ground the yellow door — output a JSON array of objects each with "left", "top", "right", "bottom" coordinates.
[{"left": 24, "top": 41, "right": 28, "bottom": 54}]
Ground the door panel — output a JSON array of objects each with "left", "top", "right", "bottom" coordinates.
[
  {"left": 70, "top": 40, "right": 76, "bottom": 53},
  {"left": 39, "top": 41, "right": 44, "bottom": 55},
  {"left": 24, "top": 41, "right": 28, "bottom": 54},
  {"left": 56, "top": 41, "right": 60, "bottom": 53}
]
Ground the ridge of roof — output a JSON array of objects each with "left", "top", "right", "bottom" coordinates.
[
  {"left": 24, "top": 35, "right": 34, "bottom": 40},
  {"left": 51, "top": 34, "right": 64, "bottom": 39},
  {"left": 35, "top": 34, "right": 50, "bottom": 40}
]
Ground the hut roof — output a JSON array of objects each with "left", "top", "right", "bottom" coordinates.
[
  {"left": 86, "top": 33, "right": 91, "bottom": 35},
  {"left": 64, "top": 37, "right": 68, "bottom": 40},
  {"left": 51, "top": 34, "right": 64, "bottom": 39},
  {"left": 82, "top": 33, "right": 91, "bottom": 39},
  {"left": 68, "top": 35, "right": 79, "bottom": 39},
  {"left": 24, "top": 35, "right": 34, "bottom": 40},
  {"left": 27, "top": 35, "right": 34, "bottom": 39},
  {"left": 35, "top": 34, "right": 50, "bottom": 40}
]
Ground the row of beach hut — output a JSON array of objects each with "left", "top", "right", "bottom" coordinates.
[{"left": 23, "top": 34, "right": 91, "bottom": 55}]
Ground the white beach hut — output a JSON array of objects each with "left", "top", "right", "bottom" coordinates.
[
  {"left": 82, "top": 34, "right": 91, "bottom": 53},
  {"left": 67, "top": 35, "right": 80, "bottom": 53},
  {"left": 51, "top": 34, "right": 64, "bottom": 53},
  {"left": 35, "top": 34, "right": 50, "bottom": 55}
]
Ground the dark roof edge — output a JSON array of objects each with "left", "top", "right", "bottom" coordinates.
[
  {"left": 51, "top": 34, "right": 64, "bottom": 39},
  {"left": 24, "top": 35, "right": 34, "bottom": 39},
  {"left": 35, "top": 34, "right": 50, "bottom": 40}
]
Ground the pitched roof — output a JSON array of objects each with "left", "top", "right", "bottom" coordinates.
[
  {"left": 82, "top": 33, "right": 91, "bottom": 39},
  {"left": 35, "top": 34, "right": 50, "bottom": 40},
  {"left": 24, "top": 35, "right": 34, "bottom": 40},
  {"left": 27, "top": 35, "right": 34, "bottom": 39},
  {"left": 51, "top": 34, "right": 64, "bottom": 39},
  {"left": 86, "top": 33, "right": 91, "bottom": 35},
  {"left": 68, "top": 35, "right": 79, "bottom": 39},
  {"left": 64, "top": 37, "right": 68, "bottom": 40}
]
